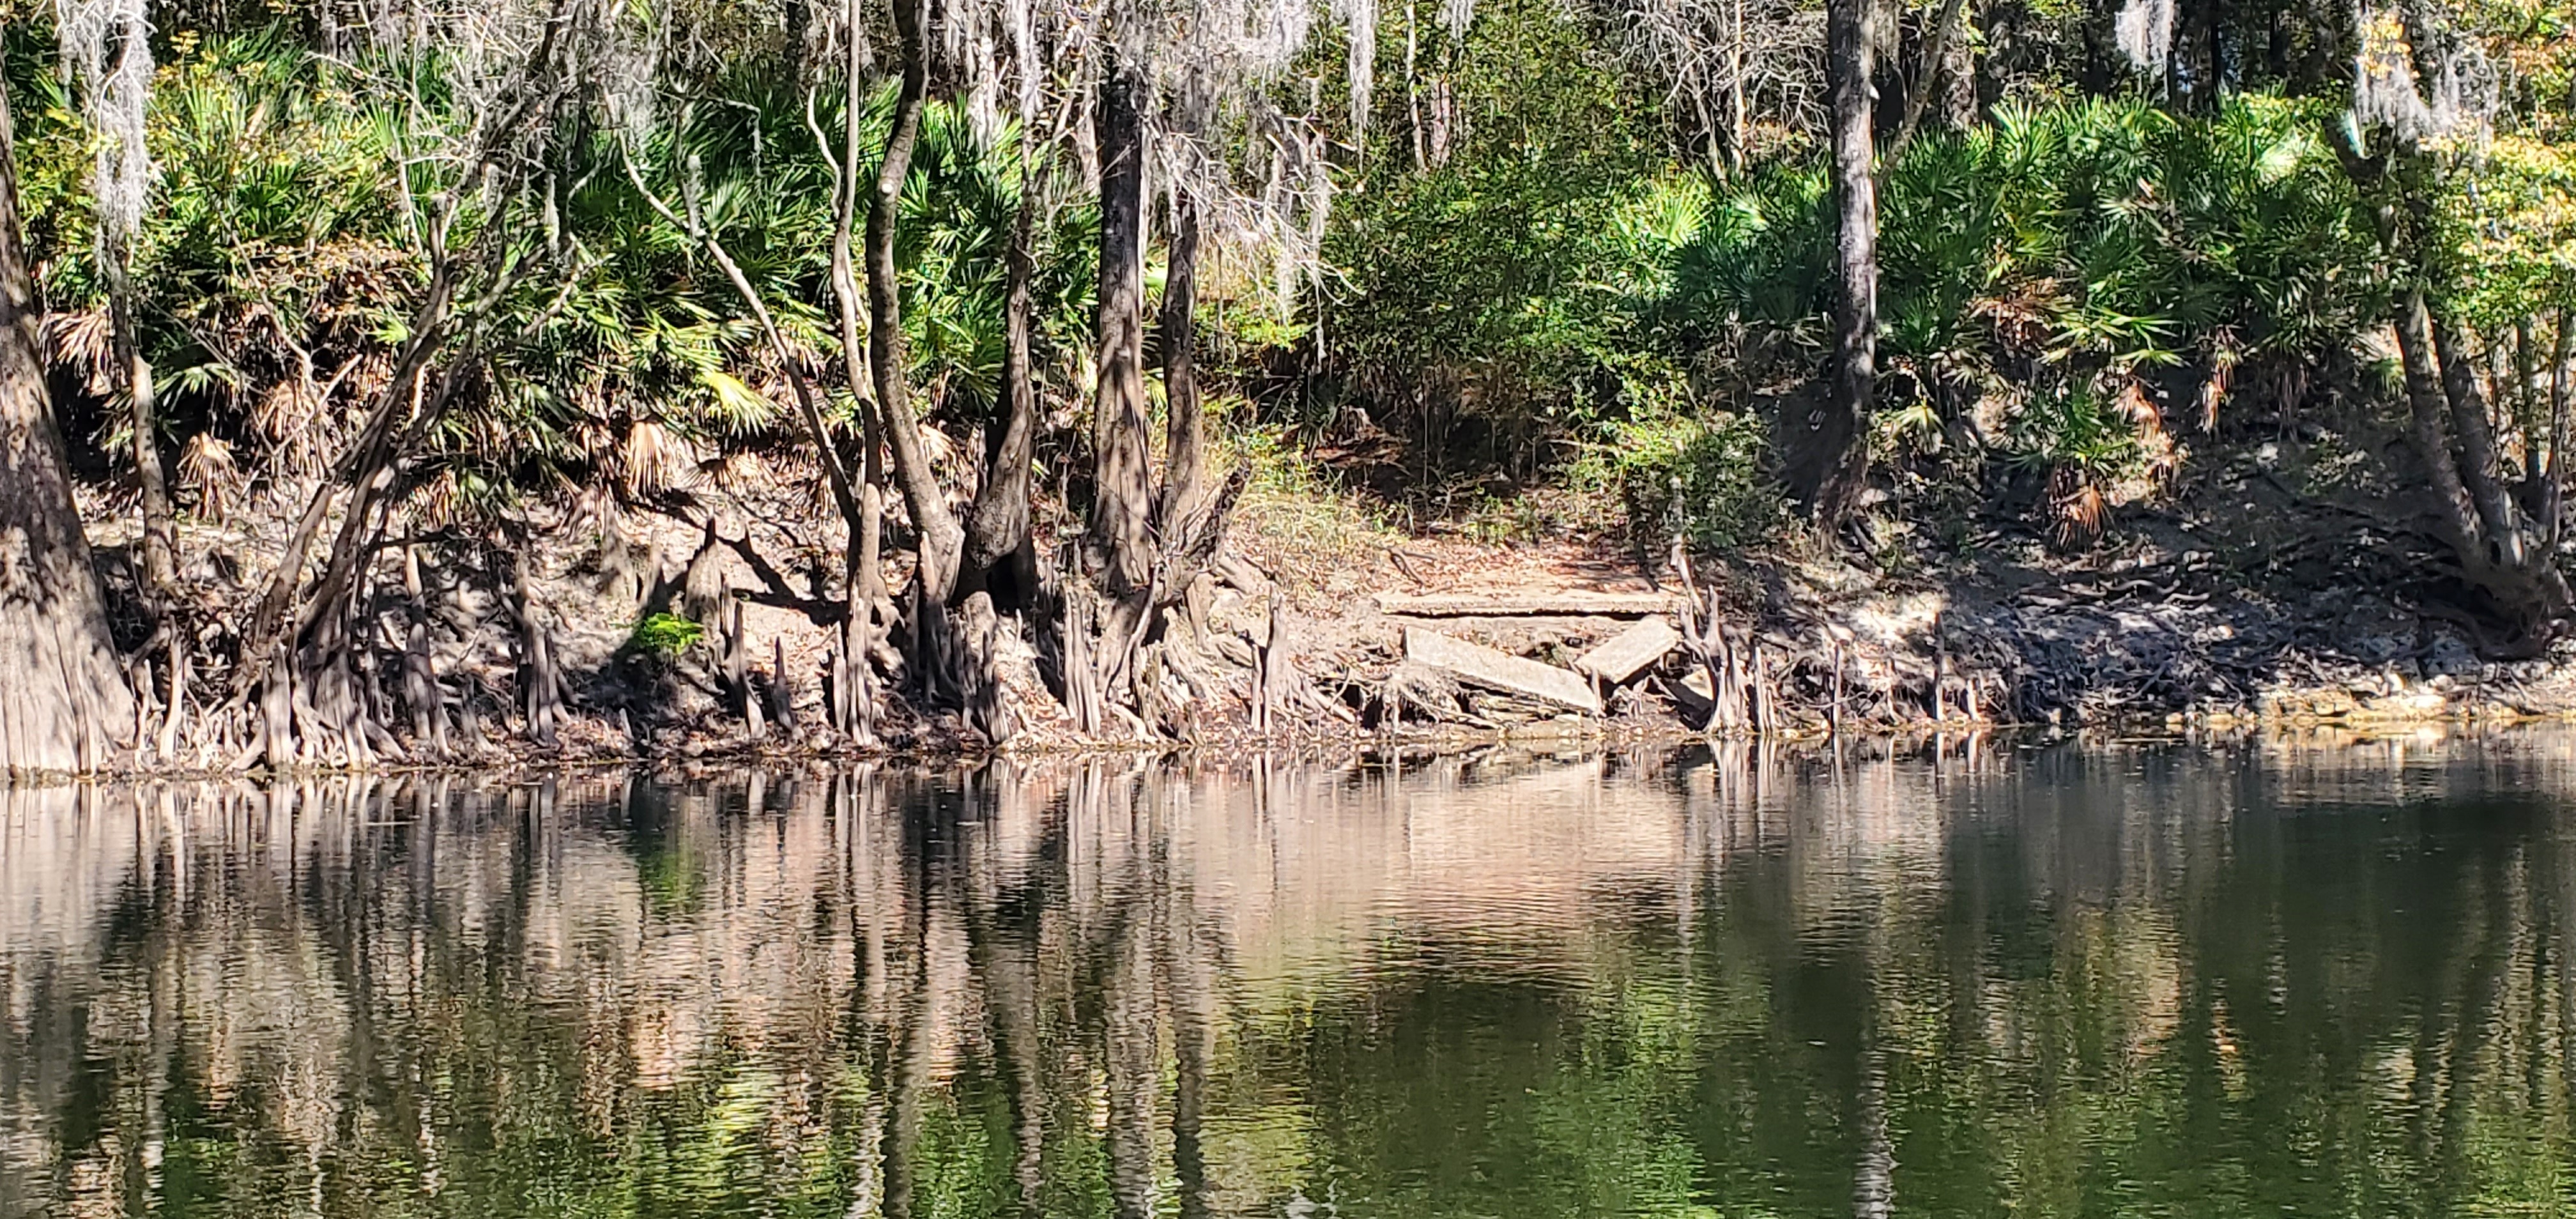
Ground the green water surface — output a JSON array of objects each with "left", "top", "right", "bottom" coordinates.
[{"left": 4, "top": 735, "right": 2573, "bottom": 1217}]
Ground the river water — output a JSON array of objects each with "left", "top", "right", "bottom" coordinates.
[{"left": 3, "top": 732, "right": 2574, "bottom": 1217}]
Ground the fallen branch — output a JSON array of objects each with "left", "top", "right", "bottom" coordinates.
[{"left": 1374, "top": 591, "right": 1680, "bottom": 617}]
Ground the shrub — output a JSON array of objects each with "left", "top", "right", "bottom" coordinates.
[
  {"left": 1591, "top": 413, "right": 1784, "bottom": 555},
  {"left": 628, "top": 613, "right": 707, "bottom": 657}
]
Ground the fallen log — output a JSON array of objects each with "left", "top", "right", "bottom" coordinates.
[
  {"left": 1380, "top": 661, "right": 1469, "bottom": 725},
  {"left": 1575, "top": 618, "right": 1680, "bottom": 684},
  {"left": 1374, "top": 591, "right": 1680, "bottom": 618},
  {"left": 1404, "top": 626, "right": 1603, "bottom": 714}
]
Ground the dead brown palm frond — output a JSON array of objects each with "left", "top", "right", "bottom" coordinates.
[
  {"left": 2115, "top": 379, "right": 2179, "bottom": 487},
  {"left": 412, "top": 470, "right": 466, "bottom": 532},
  {"left": 344, "top": 352, "right": 395, "bottom": 404},
  {"left": 571, "top": 415, "right": 618, "bottom": 466},
  {"left": 2198, "top": 331, "right": 2241, "bottom": 432},
  {"left": 2049, "top": 464, "right": 2109, "bottom": 549},
  {"left": 254, "top": 376, "right": 355, "bottom": 480},
  {"left": 624, "top": 420, "right": 702, "bottom": 496},
  {"left": 252, "top": 379, "right": 316, "bottom": 441},
  {"left": 1973, "top": 282, "right": 2065, "bottom": 359},
  {"left": 918, "top": 420, "right": 967, "bottom": 484},
  {"left": 45, "top": 310, "right": 118, "bottom": 396},
  {"left": 179, "top": 433, "right": 246, "bottom": 523},
  {"left": 709, "top": 449, "right": 771, "bottom": 493}
]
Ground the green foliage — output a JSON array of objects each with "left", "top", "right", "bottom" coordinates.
[
  {"left": 1674, "top": 95, "right": 2376, "bottom": 385},
  {"left": 1581, "top": 411, "right": 1783, "bottom": 554},
  {"left": 2007, "top": 384, "right": 2143, "bottom": 479},
  {"left": 2447, "top": 134, "right": 2576, "bottom": 322},
  {"left": 629, "top": 612, "right": 707, "bottom": 656},
  {"left": 1316, "top": 86, "right": 2388, "bottom": 551},
  {"left": 1312, "top": 0, "right": 1673, "bottom": 473},
  {"left": 1649, "top": 95, "right": 2381, "bottom": 545},
  {"left": 4, "top": 25, "right": 1098, "bottom": 521},
  {"left": 6, "top": 0, "right": 2570, "bottom": 578}
]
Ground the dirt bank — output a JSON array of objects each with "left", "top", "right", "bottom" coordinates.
[{"left": 57, "top": 420, "right": 2576, "bottom": 778}]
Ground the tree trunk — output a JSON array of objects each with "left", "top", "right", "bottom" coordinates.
[
  {"left": 0, "top": 78, "right": 135, "bottom": 774},
  {"left": 1155, "top": 191, "right": 1207, "bottom": 542},
  {"left": 2548, "top": 309, "right": 2570, "bottom": 548},
  {"left": 1090, "top": 54, "right": 1154, "bottom": 595},
  {"left": 871, "top": 0, "right": 966, "bottom": 603},
  {"left": 1881, "top": 0, "right": 1968, "bottom": 175},
  {"left": 1802, "top": 0, "right": 1880, "bottom": 525},
  {"left": 2432, "top": 314, "right": 2524, "bottom": 567},
  {"left": 2515, "top": 318, "right": 2545, "bottom": 519},
  {"left": 105, "top": 261, "right": 176, "bottom": 599},
  {"left": 241, "top": 254, "right": 458, "bottom": 670},
  {"left": 2324, "top": 51, "right": 2570, "bottom": 640},
  {"left": 2391, "top": 286, "right": 2572, "bottom": 634},
  {"left": 830, "top": 4, "right": 887, "bottom": 620},
  {"left": 1726, "top": 0, "right": 1749, "bottom": 171},
  {"left": 962, "top": 185, "right": 1043, "bottom": 609}
]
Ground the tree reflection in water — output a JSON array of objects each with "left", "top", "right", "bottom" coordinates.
[{"left": 4, "top": 732, "right": 2576, "bottom": 1217}]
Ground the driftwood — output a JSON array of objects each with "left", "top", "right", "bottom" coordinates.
[
  {"left": 1402, "top": 626, "right": 1602, "bottom": 714},
  {"left": 1375, "top": 591, "right": 1680, "bottom": 618},
  {"left": 1380, "top": 661, "right": 1467, "bottom": 726},
  {"left": 1575, "top": 618, "right": 1680, "bottom": 684},
  {"left": 1213, "top": 552, "right": 1271, "bottom": 597}
]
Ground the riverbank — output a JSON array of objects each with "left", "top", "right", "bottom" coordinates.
[{"left": 57, "top": 420, "right": 2576, "bottom": 781}]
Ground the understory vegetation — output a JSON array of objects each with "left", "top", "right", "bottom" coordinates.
[{"left": 0, "top": 0, "right": 2570, "bottom": 770}]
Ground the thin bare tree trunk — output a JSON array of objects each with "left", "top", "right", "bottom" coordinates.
[
  {"left": 827, "top": 68, "right": 885, "bottom": 613},
  {"left": 2395, "top": 288, "right": 2487, "bottom": 554},
  {"left": 0, "top": 77, "right": 134, "bottom": 774},
  {"left": 2548, "top": 309, "right": 2571, "bottom": 548},
  {"left": 617, "top": 148, "right": 861, "bottom": 544},
  {"left": 1726, "top": 0, "right": 1748, "bottom": 171},
  {"left": 2434, "top": 314, "right": 2526, "bottom": 565},
  {"left": 104, "top": 259, "right": 176, "bottom": 599},
  {"left": 2329, "top": 83, "right": 2571, "bottom": 639},
  {"left": 1155, "top": 190, "right": 1207, "bottom": 542},
  {"left": 2392, "top": 288, "right": 2572, "bottom": 631},
  {"left": 1881, "top": 0, "right": 1968, "bottom": 174},
  {"left": 1807, "top": 0, "right": 1879, "bottom": 525},
  {"left": 2515, "top": 318, "right": 2545, "bottom": 518},
  {"left": 1090, "top": 54, "right": 1154, "bottom": 595},
  {"left": 871, "top": 0, "right": 966, "bottom": 604},
  {"left": 241, "top": 254, "right": 459, "bottom": 669}
]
